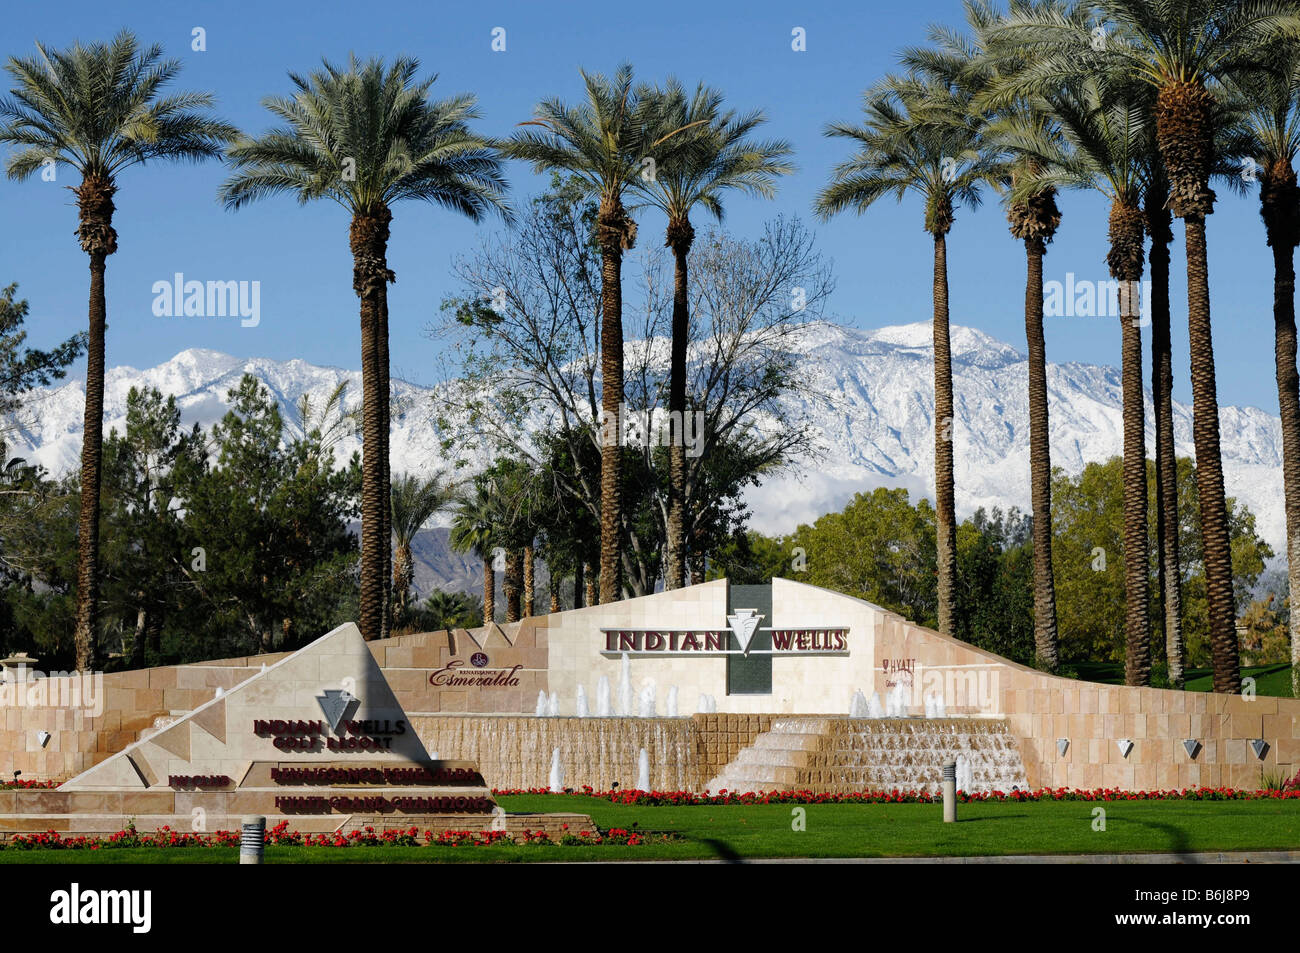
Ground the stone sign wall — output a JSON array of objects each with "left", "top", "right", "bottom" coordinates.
[{"left": 1, "top": 579, "right": 1296, "bottom": 793}]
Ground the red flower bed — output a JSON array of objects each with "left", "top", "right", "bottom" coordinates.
[
  {"left": 491, "top": 785, "right": 1300, "bottom": 805},
  {"left": 0, "top": 780, "right": 59, "bottom": 789},
  {"left": 0, "top": 819, "right": 667, "bottom": 851}
]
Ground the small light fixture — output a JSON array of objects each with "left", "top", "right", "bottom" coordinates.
[
  {"left": 1116, "top": 738, "right": 1134, "bottom": 759},
  {"left": 1182, "top": 739, "right": 1202, "bottom": 760},
  {"left": 36, "top": 730, "right": 51, "bottom": 748},
  {"left": 1250, "top": 739, "right": 1270, "bottom": 761},
  {"left": 1056, "top": 738, "right": 1069, "bottom": 756}
]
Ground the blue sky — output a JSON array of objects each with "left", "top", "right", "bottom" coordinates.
[{"left": 0, "top": 0, "right": 1282, "bottom": 412}]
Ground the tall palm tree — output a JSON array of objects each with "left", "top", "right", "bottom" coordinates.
[
  {"left": 522, "top": 543, "right": 535, "bottom": 618},
  {"left": 0, "top": 32, "right": 236, "bottom": 669},
  {"left": 1145, "top": 162, "right": 1185, "bottom": 687},
  {"left": 910, "top": 0, "right": 1065, "bottom": 669},
  {"left": 989, "top": 0, "right": 1300, "bottom": 693},
  {"left": 999, "top": 148, "right": 1066, "bottom": 672},
  {"left": 504, "top": 548, "right": 523, "bottom": 623},
  {"left": 449, "top": 479, "right": 500, "bottom": 625},
  {"left": 506, "top": 65, "right": 698, "bottom": 603},
  {"left": 816, "top": 73, "right": 996, "bottom": 637},
  {"left": 631, "top": 80, "right": 793, "bottom": 590},
  {"left": 1223, "top": 44, "right": 1300, "bottom": 696},
  {"left": 1000, "top": 74, "right": 1154, "bottom": 685},
  {"left": 390, "top": 472, "right": 456, "bottom": 622},
  {"left": 482, "top": 457, "right": 539, "bottom": 622},
  {"left": 219, "top": 55, "right": 509, "bottom": 641}
]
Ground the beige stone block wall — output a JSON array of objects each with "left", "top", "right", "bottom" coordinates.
[
  {"left": 1, "top": 621, "right": 551, "bottom": 782},
  {"left": 868, "top": 605, "right": 1300, "bottom": 792}
]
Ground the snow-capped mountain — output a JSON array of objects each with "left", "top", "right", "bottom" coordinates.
[{"left": 1, "top": 322, "right": 1286, "bottom": 559}]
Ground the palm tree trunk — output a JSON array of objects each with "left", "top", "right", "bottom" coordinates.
[
  {"left": 379, "top": 285, "right": 393, "bottom": 640},
  {"left": 598, "top": 203, "right": 626, "bottom": 604},
  {"left": 1024, "top": 238, "right": 1058, "bottom": 670},
  {"left": 584, "top": 561, "right": 597, "bottom": 607},
  {"left": 394, "top": 543, "right": 413, "bottom": 619},
  {"left": 130, "top": 604, "right": 147, "bottom": 668},
  {"left": 1120, "top": 276, "right": 1151, "bottom": 687},
  {"left": 523, "top": 544, "right": 535, "bottom": 617},
  {"left": 665, "top": 221, "right": 693, "bottom": 590},
  {"left": 482, "top": 554, "right": 495, "bottom": 624},
  {"left": 1109, "top": 201, "right": 1151, "bottom": 686},
  {"left": 550, "top": 588, "right": 560, "bottom": 613},
  {"left": 357, "top": 293, "right": 383, "bottom": 640},
  {"left": 574, "top": 560, "right": 585, "bottom": 608},
  {"left": 351, "top": 208, "right": 394, "bottom": 641},
  {"left": 1148, "top": 197, "right": 1183, "bottom": 688},
  {"left": 932, "top": 233, "right": 958, "bottom": 637},
  {"left": 504, "top": 549, "right": 522, "bottom": 623},
  {"left": 72, "top": 173, "right": 118, "bottom": 672},
  {"left": 74, "top": 249, "right": 108, "bottom": 671},
  {"left": 1184, "top": 215, "right": 1239, "bottom": 692},
  {"left": 1271, "top": 228, "right": 1300, "bottom": 699}
]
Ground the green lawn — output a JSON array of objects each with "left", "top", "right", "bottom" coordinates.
[
  {"left": 1071, "top": 661, "right": 1294, "bottom": 697},
  {"left": 2, "top": 795, "right": 1298, "bottom": 863}
]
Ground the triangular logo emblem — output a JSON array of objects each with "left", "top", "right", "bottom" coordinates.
[
  {"left": 317, "top": 689, "right": 356, "bottom": 733},
  {"left": 1182, "top": 739, "right": 1202, "bottom": 759},
  {"left": 1250, "top": 739, "right": 1270, "bottom": 760},
  {"left": 727, "top": 609, "right": 763, "bottom": 654}
]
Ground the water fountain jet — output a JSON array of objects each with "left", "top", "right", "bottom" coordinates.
[
  {"left": 850, "top": 690, "right": 869, "bottom": 718},
  {"left": 618, "top": 653, "right": 633, "bottom": 716},
  {"left": 637, "top": 748, "right": 650, "bottom": 791},
  {"left": 866, "top": 691, "right": 884, "bottom": 718},
  {"left": 638, "top": 681, "right": 656, "bottom": 717},
  {"left": 548, "top": 748, "right": 564, "bottom": 793}
]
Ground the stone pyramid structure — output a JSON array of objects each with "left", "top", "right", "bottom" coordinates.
[
  {"left": 0, "top": 623, "right": 592, "bottom": 839},
  {"left": 64, "top": 622, "right": 432, "bottom": 789}
]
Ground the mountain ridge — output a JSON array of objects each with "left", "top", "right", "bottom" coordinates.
[{"left": 2, "top": 321, "right": 1285, "bottom": 583}]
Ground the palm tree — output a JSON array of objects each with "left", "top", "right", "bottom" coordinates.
[
  {"left": 481, "top": 457, "right": 540, "bottom": 622},
  {"left": 1223, "top": 44, "right": 1300, "bottom": 696},
  {"left": 390, "top": 473, "right": 456, "bottom": 623},
  {"left": 449, "top": 479, "right": 500, "bottom": 624},
  {"left": 816, "top": 73, "right": 996, "bottom": 637},
  {"left": 219, "top": 55, "right": 509, "bottom": 642},
  {"left": 506, "top": 65, "right": 699, "bottom": 603},
  {"left": 988, "top": 0, "right": 1300, "bottom": 693},
  {"left": 0, "top": 31, "right": 236, "bottom": 669},
  {"left": 1145, "top": 162, "right": 1185, "bottom": 687},
  {"left": 424, "top": 589, "right": 482, "bottom": 630},
  {"left": 909, "top": 0, "right": 1064, "bottom": 668},
  {"left": 631, "top": 80, "right": 793, "bottom": 590},
  {"left": 1000, "top": 74, "right": 1154, "bottom": 684}
]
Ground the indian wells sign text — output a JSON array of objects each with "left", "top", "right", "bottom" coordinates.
[{"left": 600, "top": 610, "right": 849, "bottom": 657}]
